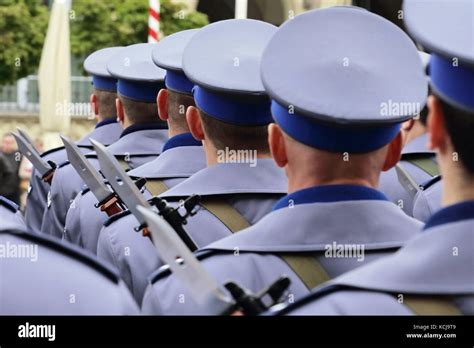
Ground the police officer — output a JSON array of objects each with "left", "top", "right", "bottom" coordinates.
[
  {"left": 140, "top": 6, "right": 427, "bottom": 315},
  {"left": 25, "top": 47, "right": 124, "bottom": 233},
  {"left": 41, "top": 44, "right": 169, "bottom": 238},
  {"left": 0, "top": 226, "right": 139, "bottom": 314},
  {"left": 64, "top": 30, "right": 206, "bottom": 254},
  {"left": 274, "top": 0, "right": 474, "bottom": 316},
  {"left": 97, "top": 19, "right": 287, "bottom": 303},
  {"left": 379, "top": 51, "right": 439, "bottom": 217}
]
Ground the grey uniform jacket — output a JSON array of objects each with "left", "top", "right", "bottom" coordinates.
[
  {"left": 24, "top": 121, "right": 122, "bottom": 232},
  {"left": 0, "top": 196, "right": 26, "bottom": 230},
  {"left": 40, "top": 126, "right": 168, "bottom": 238},
  {"left": 97, "top": 158, "right": 287, "bottom": 304},
  {"left": 64, "top": 144, "right": 206, "bottom": 254},
  {"left": 141, "top": 185, "right": 422, "bottom": 314},
  {"left": 0, "top": 227, "right": 139, "bottom": 314},
  {"left": 276, "top": 201, "right": 474, "bottom": 315},
  {"left": 379, "top": 134, "right": 437, "bottom": 217}
]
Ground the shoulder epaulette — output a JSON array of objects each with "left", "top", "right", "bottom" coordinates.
[
  {"left": 420, "top": 175, "right": 442, "bottom": 191},
  {"left": 57, "top": 161, "right": 71, "bottom": 169},
  {"left": 273, "top": 283, "right": 349, "bottom": 315},
  {"left": 84, "top": 153, "right": 98, "bottom": 159},
  {"left": 103, "top": 210, "right": 132, "bottom": 227},
  {"left": 149, "top": 249, "right": 220, "bottom": 284},
  {"left": 0, "top": 228, "right": 120, "bottom": 283},
  {"left": 41, "top": 146, "right": 65, "bottom": 158},
  {"left": 0, "top": 196, "right": 19, "bottom": 213},
  {"left": 57, "top": 153, "right": 98, "bottom": 169},
  {"left": 80, "top": 186, "right": 91, "bottom": 195}
]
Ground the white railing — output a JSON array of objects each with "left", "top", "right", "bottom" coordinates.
[{"left": 0, "top": 75, "right": 93, "bottom": 115}]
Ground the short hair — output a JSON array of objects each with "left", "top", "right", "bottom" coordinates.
[
  {"left": 418, "top": 104, "right": 428, "bottom": 126},
  {"left": 417, "top": 85, "right": 432, "bottom": 126},
  {"left": 199, "top": 110, "right": 270, "bottom": 154},
  {"left": 94, "top": 88, "right": 117, "bottom": 119},
  {"left": 439, "top": 96, "right": 474, "bottom": 174},
  {"left": 118, "top": 93, "right": 161, "bottom": 124},
  {"left": 167, "top": 90, "right": 195, "bottom": 133}
]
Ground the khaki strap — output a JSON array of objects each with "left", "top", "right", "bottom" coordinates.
[
  {"left": 279, "top": 254, "right": 331, "bottom": 290},
  {"left": 116, "top": 158, "right": 131, "bottom": 172},
  {"left": 403, "top": 296, "right": 462, "bottom": 315},
  {"left": 199, "top": 199, "right": 331, "bottom": 290},
  {"left": 406, "top": 156, "right": 439, "bottom": 177},
  {"left": 199, "top": 198, "right": 251, "bottom": 233},
  {"left": 145, "top": 179, "right": 169, "bottom": 196}
]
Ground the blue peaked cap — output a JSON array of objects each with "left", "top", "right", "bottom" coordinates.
[
  {"left": 107, "top": 43, "right": 166, "bottom": 103},
  {"left": 261, "top": 6, "right": 428, "bottom": 153}
]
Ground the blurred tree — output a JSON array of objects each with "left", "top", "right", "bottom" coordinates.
[
  {"left": 0, "top": 0, "right": 208, "bottom": 84},
  {"left": 0, "top": 0, "right": 48, "bottom": 85},
  {"left": 70, "top": 0, "right": 208, "bottom": 73}
]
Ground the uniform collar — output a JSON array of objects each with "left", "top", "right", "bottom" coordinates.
[
  {"left": 95, "top": 118, "right": 117, "bottom": 129},
  {"left": 424, "top": 200, "right": 474, "bottom": 230},
  {"left": 205, "top": 195, "right": 418, "bottom": 253},
  {"left": 160, "top": 158, "right": 287, "bottom": 198},
  {"left": 161, "top": 133, "right": 201, "bottom": 153},
  {"left": 120, "top": 122, "right": 168, "bottom": 138},
  {"left": 127, "top": 146, "right": 205, "bottom": 179},
  {"left": 273, "top": 185, "right": 388, "bottom": 211}
]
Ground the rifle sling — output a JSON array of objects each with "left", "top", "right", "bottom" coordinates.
[
  {"left": 145, "top": 179, "right": 169, "bottom": 196},
  {"left": 199, "top": 198, "right": 330, "bottom": 291},
  {"left": 279, "top": 254, "right": 331, "bottom": 291},
  {"left": 402, "top": 296, "right": 462, "bottom": 315},
  {"left": 199, "top": 198, "right": 251, "bottom": 233}
]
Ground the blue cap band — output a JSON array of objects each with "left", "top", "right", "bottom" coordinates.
[
  {"left": 92, "top": 76, "right": 117, "bottom": 92},
  {"left": 272, "top": 101, "right": 402, "bottom": 153},
  {"left": 165, "top": 70, "right": 194, "bottom": 94},
  {"left": 430, "top": 54, "right": 474, "bottom": 111},
  {"left": 193, "top": 86, "right": 273, "bottom": 126},
  {"left": 117, "top": 79, "right": 164, "bottom": 103}
]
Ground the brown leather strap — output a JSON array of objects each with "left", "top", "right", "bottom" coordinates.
[
  {"left": 145, "top": 179, "right": 169, "bottom": 196},
  {"left": 403, "top": 296, "right": 462, "bottom": 315},
  {"left": 199, "top": 198, "right": 251, "bottom": 233},
  {"left": 99, "top": 196, "right": 123, "bottom": 217},
  {"left": 279, "top": 254, "right": 331, "bottom": 290},
  {"left": 116, "top": 158, "right": 130, "bottom": 172}
]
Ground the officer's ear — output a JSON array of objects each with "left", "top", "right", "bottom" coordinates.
[
  {"left": 427, "top": 95, "right": 449, "bottom": 153},
  {"left": 186, "top": 106, "right": 205, "bottom": 141},
  {"left": 90, "top": 94, "right": 99, "bottom": 118},
  {"left": 116, "top": 97, "right": 125, "bottom": 126},
  {"left": 268, "top": 123, "right": 288, "bottom": 168},
  {"left": 382, "top": 131, "right": 403, "bottom": 171},
  {"left": 157, "top": 89, "right": 169, "bottom": 121}
]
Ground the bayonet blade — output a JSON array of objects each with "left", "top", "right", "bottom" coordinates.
[
  {"left": 137, "top": 206, "right": 233, "bottom": 314},
  {"left": 16, "top": 128, "right": 37, "bottom": 149},
  {"left": 395, "top": 163, "right": 421, "bottom": 199},
  {"left": 61, "top": 136, "right": 113, "bottom": 203},
  {"left": 11, "top": 132, "right": 52, "bottom": 177},
  {"left": 91, "top": 139, "right": 150, "bottom": 225}
]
